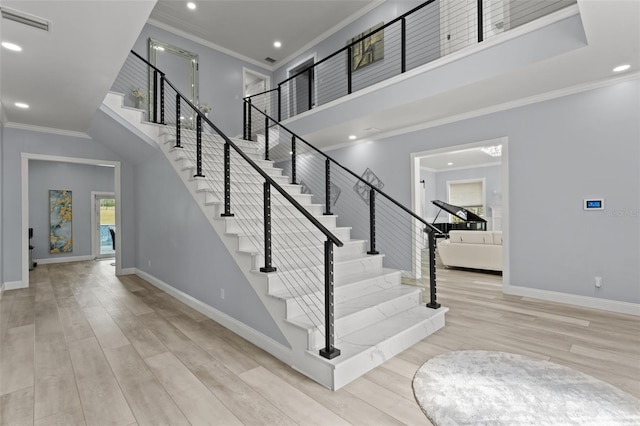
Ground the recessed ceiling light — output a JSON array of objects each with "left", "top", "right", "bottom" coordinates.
[
  {"left": 15, "top": 102, "right": 29, "bottom": 109},
  {"left": 273, "top": 41, "right": 282, "bottom": 48},
  {"left": 613, "top": 64, "right": 630, "bottom": 73},
  {"left": 2, "top": 41, "right": 22, "bottom": 52},
  {"left": 447, "top": 162, "right": 453, "bottom": 166},
  {"left": 187, "top": 2, "right": 196, "bottom": 10},
  {"left": 349, "top": 135, "right": 357, "bottom": 140}
]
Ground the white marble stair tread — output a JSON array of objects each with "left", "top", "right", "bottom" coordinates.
[
  {"left": 248, "top": 249, "right": 373, "bottom": 274},
  {"left": 254, "top": 253, "right": 383, "bottom": 275},
  {"left": 311, "top": 305, "right": 448, "bottom": 363},
  {"left": 235, "top": 225, "right": 351, "bottom": 240},
  {"left": 236, "top": 238, "right": 364, "bottom": 259},
  {"left": 285, "top": 285, "right": 422, "bottom": 330}
]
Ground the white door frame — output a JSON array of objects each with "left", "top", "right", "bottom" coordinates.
[
  {"left": 409, "top": 137, "right": 509, "bottom": 288},
  {"left": 286, "top": 53, "right": 318, "bottom": 116},
  {"left": 21, "top": 153, "right": 122, "bottom": 288},
  {"left": 91, "top": 191, "right": 116, "bottom": 259}
]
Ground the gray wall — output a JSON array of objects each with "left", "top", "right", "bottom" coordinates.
[
  {"left": 275, "top": 1, "right": 437, "bottom": 114},
  {"left": 325, "top": 80, "right": 640, "bottom": 304},
  {"left": 134, "top": 151, "right": 287, "bottom": 345},
  {"left": 131, "top": 24, "right": 273, "bottom": 138},
  {"left": 29, "top": 161, "right": 114, "bottom": 260},
  {"left": 1, "top": 128, "right": 136, "bottom": 283}
]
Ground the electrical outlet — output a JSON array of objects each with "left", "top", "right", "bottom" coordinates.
[
  {"left": 595, "top": 276, "right": 602, "bottom": 288},
  {"left": 221, "top": 288, "right": 225, "bottom": 299}
]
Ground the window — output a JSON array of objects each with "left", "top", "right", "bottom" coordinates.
[{"left": 448, "top": 179, "right": 484, "bottom": 223}]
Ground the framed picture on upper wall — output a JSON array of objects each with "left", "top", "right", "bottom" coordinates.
[
  {"left": 349, "top": 22, "right": 385, "bottom": 72},
  {"left": 49, "top": 189, "right": 73, "bottom": 254}
]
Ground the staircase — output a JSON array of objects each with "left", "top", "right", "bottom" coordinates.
[{"left": 102, "top": 91, "right": 447, "bottom": 390}]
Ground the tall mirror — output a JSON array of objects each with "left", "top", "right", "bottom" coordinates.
[{"left": 148, "top": 38, "right": 199, "bottom": 122}]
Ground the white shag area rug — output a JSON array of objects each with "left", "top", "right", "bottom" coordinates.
[{"left": 413, "top": 351, "right": 640, "bottom": 426}]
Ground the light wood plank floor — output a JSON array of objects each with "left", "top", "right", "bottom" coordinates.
[{"left": 1, "top": 260, "right": 638, "bottom": 425}]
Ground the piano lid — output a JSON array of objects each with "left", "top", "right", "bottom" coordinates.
[{"left": 431, "top": 200, "right": 487, "bottom": 223}]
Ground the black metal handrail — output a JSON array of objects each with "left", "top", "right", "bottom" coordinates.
[
  {"left": 131, "top": 51, "right": 343, "bottom": 247},
  {"left": 244, "top": 99, "right": 443, "bottom": 309},
  {"left": 129, "top": 50, "right": 343, "bottom": 359}
]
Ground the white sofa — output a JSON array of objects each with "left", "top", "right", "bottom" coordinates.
[{"left": 437, "top": 230, "right": 503, "bottom": 272}]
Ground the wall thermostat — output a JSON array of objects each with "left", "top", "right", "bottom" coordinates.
[{"left": 583, "top": 198, "right": 604, "bottom": 210}]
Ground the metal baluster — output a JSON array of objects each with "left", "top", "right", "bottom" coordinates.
[
  {"left": 290, "top": 136, "right": 297, "bottom": 185},
  {"left": 277, "top": 84, "right": 282, "bottom": 122},
  {"left": 477, "top": 0, "right": 484, "bottom": 42},
  {"left": 159, "top": 74, "right": 165, "bottom": 124},
  {"left": 264, "top": 115, "right": 270, "bottom": 161},
  {"left": 194, "top": 114, "right": 204, "bottom": 178},
  {"left": 153, "top": 70, "right": 158, "bottom": 123},
  {"left": 324, "top": 158, "right": 332, "bottom": 215},
  {"left": 260, "top": 181, "right": 276, "bottom": 273},
  {"left": 426, "top": 230, "right": 441, "bottom": 309},
  {"left": 247, "top": 98, "right": 252, "bottom": 141},
  {"left": 401, "top": 18, "right": 407, "bottom": 73},
  {"left": 221, "top": 142, "right": 234, "bottom": 217},
  {"left": 175, "top": 94, "right": 181, "bottom": 148},
  {"left": 347, "top": 46, "right": 352, "bottom": 94},
  {"left": 367, "top": 188, "right": 379, "bottom": 255},
  {"left": 307, "top": 67, "right": 313, "bottom": 111},
  {"left": 243, "top": 100, "right": 248, "bottom": 140},
  {"left": 319, "top": 239, "right": 340, "bottom": 359}
]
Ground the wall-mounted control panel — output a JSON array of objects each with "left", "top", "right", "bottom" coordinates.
[{"left": 583, "top": 198, "right": 604, "bottom": 210}]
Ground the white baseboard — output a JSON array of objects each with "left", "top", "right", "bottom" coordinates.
[
  {"left": 503, "top": 284, "right": 640, "bottom": 316},
  {"left": 134, "top": 268, "right": 293, "bottom": 358},
  {"left": 119, "top": 267, "right": 136, "bottom": 275},
  {"left": 35, "top": 255, "right": 93, "bottom": 265},
  {"left": 3, "top": 280, "right": 26, "bottom": 290}
]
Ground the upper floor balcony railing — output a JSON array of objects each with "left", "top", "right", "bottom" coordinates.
[{"left": 246, "top": 0, "right": 576, "bottom": 122}]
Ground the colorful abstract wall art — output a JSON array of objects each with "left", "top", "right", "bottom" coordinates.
[{"left": 49, "top": 189, "right": 73, "bottom": 253}]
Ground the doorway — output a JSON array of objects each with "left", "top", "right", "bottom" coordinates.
[
  {"left": 410, "top": 138, "right": 509, "bottom": 287},
  {"left": 287, "top": 56, "right": 315, "bottom": 116},
  {"left": 92, "top": 192, "right": 116, "bottom": 259},
  {"left": 439, "top": 0, "right": 507, "bottom": 55}
]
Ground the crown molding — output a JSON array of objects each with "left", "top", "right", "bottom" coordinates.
[
  {"left": 146, "top": 19, "right": 272, "bottom": 72},
  {"left": 5, "top": 122, "right": 91, "bottom": 139}
]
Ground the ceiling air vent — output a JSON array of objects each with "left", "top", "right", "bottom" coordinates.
[
  {"left": 1, "top": 7, "right": 50, "bottom": 32},
  {"left": 264, "top": 57, "right": 276, "bottom": 64}
]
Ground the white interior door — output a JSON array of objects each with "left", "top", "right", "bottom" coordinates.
[{"left": 440, "top": 0, "right": 478, "bottom": 55}]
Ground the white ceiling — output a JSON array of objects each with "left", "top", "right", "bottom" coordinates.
[
  {"left": 148, "top": 0, "right": 380, "bottom": 67},
  {"left": 0, "top": 0, "right": 638, "bottom": 140},
  {"left": 0, "top": 0, "right": 156, "bottom": 133}
]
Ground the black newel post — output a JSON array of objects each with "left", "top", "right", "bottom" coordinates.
[
  {"left": 260, "top": 181, "right": 277, "bottom": 273},
  {"left": 319, "top": 239, "right": 340, "bottom": 360},
  {"left": 426, "top": 230, "right": 441, "bottom": 309},
  {"left": 153, "top": 70, "right": 158, "bottom": 123},
  {"left": 290, "top": 136, "right": 297, "bottom": 185},
  {"left": 264, "top": 115, "right": 270, "bottom": 161},
  {"left": 324, "top": 158, "right": 332, "bottom": 215},
  {"left": 194, "top": 114, "right": 204, "bottom": 178},
  {"left": 221, "top": 142, "right": 234, "bottom": 217},
  {"left": 159, "top": 75, "right": 165, "bottom": 125},
  {"left": 175, "top": 94, "right": 181, "bottom": 148},
  {"left": 367, "top": 188, "right": 379, "bottom": 255}
]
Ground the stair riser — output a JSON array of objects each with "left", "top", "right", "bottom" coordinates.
[
  {"left": 195, "top": 186, "right": 312, "bottom": 206},
  {"left": 181, "top": 162, "right": 285, "bottom": 178},
  {"left": 174, "top": 154, "right": 277, "bottom": 173},
  {"left": 192, "top": 178, "right": 302, "bottom": 195},
  {"left": 224, "top": 215, "right": 337, "bottom": 234},
  {"left": 246, "top": 240, "right": 366, "bottom": 271},
  {"left": 265, "top": 255, "right": 382, "bottom": 294},
  {"left": 162, "top": 135, "right": 261, "bottom": 152},
  {"left": 306, "top": 290, "right": 423, "bottom": 349},
  {"left": 207, "top": 200, "right": 325, "bottom": 218},
  {"left": 238, "top": 228, "right": 352, "bottom": 254},
  {"left": 171, "top": 145, "right": 264, "bottom": 162},
  {"left": 159, "top": 131, "right": 259, "bottom": 150}
]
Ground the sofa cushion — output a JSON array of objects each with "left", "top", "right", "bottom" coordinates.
[{"left": 448, "top": 231, "right": 494, "bottom": 245}]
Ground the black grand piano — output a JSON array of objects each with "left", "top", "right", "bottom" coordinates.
[{"left": 430, "top": 200, "right": 487, "bottom": 235}]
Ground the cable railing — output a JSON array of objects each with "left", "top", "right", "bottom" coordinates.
[
  {"left": 243, "top": 98, "right": 445, "bottom": 310},
  {"left": 112, "top": 51, "right": 344, "bottom": 360},
  {"left": 259, "top": 0, "right": 575, "bottom": 121}
]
